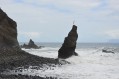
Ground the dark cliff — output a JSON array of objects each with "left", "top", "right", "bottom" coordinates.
[{"left": 0, "top": 8, "right": 20, "bottom": 48}]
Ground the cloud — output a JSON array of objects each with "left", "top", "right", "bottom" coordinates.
[
  {"left": 0, "top": 0, "right": 14, "bottom": 4},
  {"left": 108, "top": 0, "right": 119, "bottom": 12},
  {"left": 0, "top": 0, "right": 119, "bottom": 42},
  {"left": 22, "top": 0, "right": 101, "bottom": 12},
  {"left": 105, "top": 30, "right": 119, "bottom": 39},
  {"left": 19, "top": 32, "right": 42, "bottom": 39},
  {"left": 0, "top": 0, "right": 100, "bottom": 14}
]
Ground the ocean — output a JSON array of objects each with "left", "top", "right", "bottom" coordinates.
[{"left": 7, "top": 43, "right": 119, "bottom": 79}]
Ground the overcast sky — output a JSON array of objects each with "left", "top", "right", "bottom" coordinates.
[{"left": 0, "top": 0, "right": 119, "bottom": 43}]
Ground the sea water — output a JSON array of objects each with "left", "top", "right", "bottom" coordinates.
[{"left": 8, "top": 43, "right": 119, "bottom": 79}]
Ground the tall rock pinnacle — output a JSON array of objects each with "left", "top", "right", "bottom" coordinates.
[{"left": 58, "top": 25, "right": 78, "bottom": 59}]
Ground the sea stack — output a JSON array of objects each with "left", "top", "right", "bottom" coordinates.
[
  {"left": 58, "top": 25, "right": 78, "bottom": 59},
  {"left": 0, "top": 8, "right": 20, "bottom": 49},
  {"left": 21, "top": 39, "right": 39, "bottom": 49},
  {"left": 28, "top": 39, "right": 38, "bottom": 48}
]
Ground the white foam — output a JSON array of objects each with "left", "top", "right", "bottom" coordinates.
[
  {"left": 10, "top": 47, "right": 119, "bottom": 79},
  {"left": 22, "top": 47, "right": 58, "bottom": 58}
]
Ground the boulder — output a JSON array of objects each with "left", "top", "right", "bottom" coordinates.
[
  {"left": 102, "top": 49, "right": 115, "bottom": 54},
  {"left": 21, "top": 39, "right": 40, "bottom": 49},
  {"left": 58, "top": 25, "right": 78, "bottom": 59}
]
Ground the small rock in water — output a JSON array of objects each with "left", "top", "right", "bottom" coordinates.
[{"left": 21, "top": 39, "right": 40, "bottom": 49}]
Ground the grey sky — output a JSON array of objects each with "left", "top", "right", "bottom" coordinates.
[{"left": 0, "top": 0, "right": 119, "bottom": 42}]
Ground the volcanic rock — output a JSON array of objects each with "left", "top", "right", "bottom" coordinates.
[
  {"left": 0, "top": 8, "right": 20, "bottom": 49},
  {"left": 0, "top": 8, "right": 24, "bottom": 65},
  {"left": 102, "top": 49, "right": 115, "bottom": 54},
  {"left": 21, "top": 39, "right": 40, "bottom": 49},
  {"left": 58, "top": 25, "right": 78, "bottom": 59}
]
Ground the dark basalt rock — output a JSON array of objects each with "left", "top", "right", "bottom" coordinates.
[
  {"left": 21, "top": 39, "right": 40, "bottom": 49},
  {"left": 0, "top": 8, "right": 22, "bottom": 63},
  {"left": 102, "top": 49, "right": 115, "bottom": 54},
  {"left": 58, "top": 25, "right": 78, "bottom": 59},
  {"left": 0, "top": 8, "right": 20, "bottom": 49},
  {"left": 0, "top": 74, "right": 58, "bottom": 79}
]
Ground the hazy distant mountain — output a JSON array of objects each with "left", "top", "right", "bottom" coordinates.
[{"left": 108, "top": 39, "right": 119, "bottom": 43}]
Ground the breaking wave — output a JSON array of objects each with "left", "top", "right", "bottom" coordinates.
[{"left": 4, "top": 47, "right": 119, "bottom": 79}]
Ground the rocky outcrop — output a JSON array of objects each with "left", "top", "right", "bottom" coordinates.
[
  {"left": 21, "top": 39, "right": 40, "bottom": 49},
  {"left": 102, "top": 49, "right": 115, "bottom": 54},
  {"left": 0, "top": 8, "right": 24, "bottom": 65},
  {"left": 58, "top": 25, "right": 78, "bottom": 59},
  {"left": 0, "top": 8, "right": 20, "bottom": 49}
]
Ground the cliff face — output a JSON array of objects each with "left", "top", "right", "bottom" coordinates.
[
  {"left": 0, "top": 8, "right": 20, "bottom": 48},
  {"left": 58, "top": 25, "right": 78, "bottom": 59}
]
